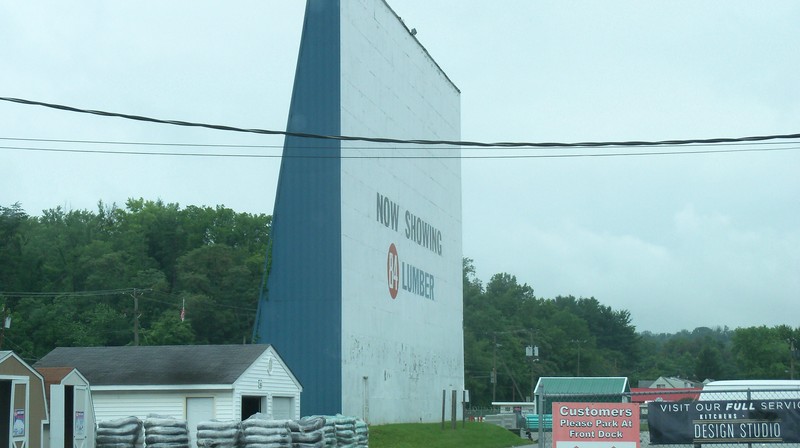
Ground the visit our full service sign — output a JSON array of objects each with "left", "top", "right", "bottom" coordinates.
[
  {"left": 648, "top": 400, "right": 800, "bottom": 444},
  {"left": 553, "top": 402, "right": 640, "bottom": 448}
]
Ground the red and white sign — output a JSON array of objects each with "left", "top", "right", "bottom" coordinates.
[
  {"left": 553, "top": 402, "right": 640, "bottom": 448},
  {"left": 386, "top": 243, "right": 399, "bottom": 299}
]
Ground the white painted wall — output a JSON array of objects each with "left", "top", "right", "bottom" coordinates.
[
  {"left": 91, "top": 347, "right": 302, "bottom": 426},
  {"left": 91, "top": 389, "right": 230, "bottom": 423},
  {"left": 339, "top": 0, "right": 464, "bottom": 424},
  {"left": 233, "top": 346, "right": 302, "bottom": 420}
]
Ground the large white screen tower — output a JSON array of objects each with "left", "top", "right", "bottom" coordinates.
[{"left": 255, "top": 0, "right": 463, "bottom": 424}]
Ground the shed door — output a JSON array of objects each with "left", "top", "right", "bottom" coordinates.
[
  {"left": 12, "top": 380, "right": 27, "bottom": 448},
  {"left": 50, "top": 385, "right": 65, "bottom": 448},
  {"left": 0, "top": 380, "right": 10, "bottom": 448},
  {"left": 272, "top": 396, "right": 294, "bottom": 420},
  {"left": 186, "top": 398, "right": 214, "bottom": 448}
]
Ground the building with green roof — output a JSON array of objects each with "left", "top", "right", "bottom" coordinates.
[{"left": 534, "top": 377, "right": 630, "bottom": 415}]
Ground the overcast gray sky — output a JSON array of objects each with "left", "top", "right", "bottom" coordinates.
[{"left": 1, "top": 1, "right": 798, "bottom": 334}]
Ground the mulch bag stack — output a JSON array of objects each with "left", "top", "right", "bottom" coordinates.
[
  {"left": 289, "top": 416, "right": 326, "bottom": 448},
  {"left": 319, "top": 418, "right": 337, "bottom": 447},
  {"left": 196, "top": 419, "right": 242, "bottom": 448},
  {"left": 354, "top": 420, "right": 368, "bottom": 448},
  {"left": 240, "top": 413, "right": 292, "bottom": 448},
  {"left": 144, "top": 414, "right": 190, "bottom": 448},
  {"left": 330, "top": 416, "right": 357, "bottom": 448},
  {"left": 96, "top": 416, "right": 144, "bottom": 448}
]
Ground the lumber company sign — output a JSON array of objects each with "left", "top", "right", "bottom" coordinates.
[{"left": 377, "top": 192, "right": 441, "bottom": 301}]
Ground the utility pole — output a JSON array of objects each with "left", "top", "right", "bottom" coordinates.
[
  {"left": 129, "top": 288, "right": 142, "bottom": 346},
  {"left": 0, "top": 306, "right": 8, "bottom": 350},
  {"left": 525, "top": 330, "right": 539, "bottom": 402},
  {"left": 492, "top": 333, "right": 497, "bottom": 402},
  {"left": 530, "top": 331, "right": 534, "bottom": 402},
  {"left": 789, "top": 338, "right": 797, "bottom": 380},
  {"left": 571, "top": 339, "right": 586, "bottom": 376}
]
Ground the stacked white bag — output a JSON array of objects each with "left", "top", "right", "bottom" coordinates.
[
  {"left": 332, "top": 416, "right": 357, "bottom": 448},
  {"left": 144, "top": 414, "right": 190, "bottom": 448},
  {"left": 354, "top": 420, "right": 368, "bottom": 448},
  {"left": 289, "top": 416, "right": 326, "bottom": 448},
  {"left": 240, "top": 413, "right": 292, "bottom": 448},
  {"left": 96, "top": 416, "right": 143, "bottom": 448},
  {"left": 314, "top": 415, "right": 369, "bottom": 448},
  {"left": 319, "top": 418, "right": 337, "bottom": 447},
  {"left": 195, "top": 420, "right": 242, "bottom": 448}
]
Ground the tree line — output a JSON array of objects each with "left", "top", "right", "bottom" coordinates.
[
  {"left": 1, "top": 201, "right": 797, "bottom": 407},
  {"left": 462, "top": 259, "right": 799, "bottom": 406},
  {"left": 0, "top": 200, "right": 270, "bottom": 359}
]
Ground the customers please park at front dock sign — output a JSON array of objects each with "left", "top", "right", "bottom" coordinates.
[{"left": 553, "top": 402, "right": 640, "bottom": 448}]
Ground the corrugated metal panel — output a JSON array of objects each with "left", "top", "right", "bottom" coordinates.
[
  {"left": 535, "top": 377, "right": 629, "bottom": 395},
  {"left": 254, "top": 0, "right": 343, "bottom": 418},
  {"left": 534, "top": 377, "right": 630, "bottom": 414}
]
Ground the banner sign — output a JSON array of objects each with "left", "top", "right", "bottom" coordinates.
[
  {"left": 75, "top": 411, "right": 86, "bottom": 437},
  {"left": 553, "top": 402, "right": 640, "bottom": 448},
  {"left": 648, "top": 400, "right": 800, "bottom": 444},
  {"left": 12, "top": 409, "right": 25, "bottom": 437}
]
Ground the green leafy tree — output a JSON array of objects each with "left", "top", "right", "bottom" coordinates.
[
  {"left": 695, "top": 344, "right": 724, "bottom": 381},
  {"left": 733, "top": 326, "right": 792, "bottom": 378},
  {"left": 175, "top": 244, "right": 261, "bottom": 344},
  {"left": 143, "top": 310, "right": 195, "bottom": 345},
  {"left": 0, "top": 200, "right": 271, "bottom": 360}
]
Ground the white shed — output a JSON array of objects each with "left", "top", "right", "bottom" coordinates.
[
  {"left": 34, "top": 345, "right": 301, "bottom": 445},
  {"left": 37, "top": 367, "right": 95, "bottom": 448},
  {"left": 0, "top": 351, "right": 49, "bottom": 448}
]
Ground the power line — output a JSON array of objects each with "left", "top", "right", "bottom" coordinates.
[
  {"left": 0, "top": 136, "right": 283, "bottom": 149},
  {"left": 150, "top": 291, "right": 258, "bottom": 312},
  {"left": 1, "top": 135, "right": 797, "bottom": 149},
  {"left": 1, "top": 143, "right": 797, "bottom": 160},
  {"left": 2, "top": 96, "right": 800, "bottom": 149},
  {"left": 0, "top": 288, "right": 150, "bottom": 298},
  {"left": 0, "top": 289, "right": 258, "bottom": 312}
]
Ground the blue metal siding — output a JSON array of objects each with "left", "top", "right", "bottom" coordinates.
[{"left": 255, "top": 0, "right": 342, "bottom": 417}]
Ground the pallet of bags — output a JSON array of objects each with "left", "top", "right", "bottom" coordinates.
[
  {"left": 289, "top": 416, "right": 326, "bottom": 448},
  {"left": 240, "top": 413, "right": 292, "bottom": 448},
  {"left": 144, "top": 413, "right": 190, "bottom": 448},
  {"left": 196, "top": 419, "right": 242, "bottom": 448},
  {"left": 96, "top": 416, "right": 143, "bottom": 448}
]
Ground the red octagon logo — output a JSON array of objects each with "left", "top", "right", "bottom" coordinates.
[{"left": 387, "top": 243, "right": 399, "bottom": 299}]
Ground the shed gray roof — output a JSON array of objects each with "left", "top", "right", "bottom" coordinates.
[{"left": 34, "top": 345, "right": 273, "bottom": 386}]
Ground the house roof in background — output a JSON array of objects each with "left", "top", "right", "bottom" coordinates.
[
  {"left": 630, "top": 387, "right": 701, "bottom": 403},
  {"left": 36, "top": 366, "right": 76, "bottom": 401}
]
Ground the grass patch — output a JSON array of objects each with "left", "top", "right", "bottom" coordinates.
[{"left": 370, "top": 421, "right": 531, "bottom": 448}]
